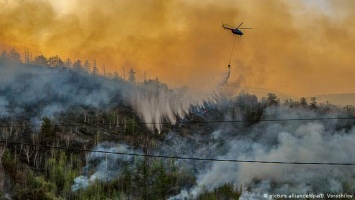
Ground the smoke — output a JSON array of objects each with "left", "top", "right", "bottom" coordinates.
[
  {"left": 1, "top": 0, "right": 355, "bottom": 196},
  {"left": 72, "top": 142, "right": 138, "bottom": 191},
  {"left": 2, "top": 0, "right": 355, "bottom": 96},
  {"left": 0, "top": 61, "right": 221, "bottom": 132},
  {"left": 0, "top": 0, "right": 236, "bottom": 93},
  {"left": 58, "top": 87, "right": 355, "bottom": 197},
  {"left": 72, "top": 129, "right": 226, "bottom": 192},
  {"left": 0, "top": 97, "right": 9, "bottom": 118},
  {"left": 0, "top": 61, "right": 122, "bottom": 122},
  {"left": 199, "top": 123, "right": 355, "bottom": 190},
  {"left": 170, "top": 105, "right": 355, "bottom": 198}
]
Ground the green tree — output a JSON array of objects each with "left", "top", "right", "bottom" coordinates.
[
  {"left": 153, "top": 161, "right": 174, "bottom": 199},
  {"left": 2, "top": 149, "right": 17, "bottom": 179},
  {"left": 41, "top": 117, "right": 54, "bottom": 139},
  {"left": 233, "top": 92, "right": 262, "bottom": 123},
  {"left": 197, "top": 183, "right": 241, "bottom": 200}
]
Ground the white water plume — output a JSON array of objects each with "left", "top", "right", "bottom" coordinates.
[{"left": 128, "top": 81, "right": 218, "bottom": 133}]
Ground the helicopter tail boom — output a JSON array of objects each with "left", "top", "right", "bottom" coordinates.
[{"left": 222, "top": 22, "right": 235, "bottom": 30}]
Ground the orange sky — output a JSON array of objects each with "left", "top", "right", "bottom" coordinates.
[{"left": 0, "top": 0, "right": 354, "bottom": 97}]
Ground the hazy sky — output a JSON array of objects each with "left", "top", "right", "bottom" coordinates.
[{"left": 0, "top": 0, "right": 354, "bottom": 97}]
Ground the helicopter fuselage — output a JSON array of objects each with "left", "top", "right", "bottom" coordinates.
[
  {"left": 232, "top": 29, "right": 243, "bottom": 35},
  {"left": 222, "top": 22, "right": 251, "bottom": 36}
]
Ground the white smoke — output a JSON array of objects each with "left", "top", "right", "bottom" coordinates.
[
  {"left": 6, "top": 60, "right": 354, "bottom": 197},
  {"left": 71, "top": 143, "right": 138, "bottom": 191},
  {"left": 171, "top": 106, "right": 355, "bottom": 198},
  {"left": 0, "top": 61, "right": 221, "bottom": 133}
]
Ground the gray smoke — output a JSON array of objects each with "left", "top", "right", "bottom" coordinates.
[
  {"left": 0, "top": 61, "right": 214, "bottom": 132},
  {"left": 71, "top": 142, "right": 138, "bottom": 191},
  {"left": 0, "top": 61, "right": 122, "bottom": 119},
  {"left": 4, "top": 60, "right": 353, "bottom": 197},
  {"left": 173, "top": 106, "right": 355, "bottom": 198},
  {"left": 69, "top": 93, "right": 355, "bottom": 198},
  {"left": 0, "top": 96, "right": 9, "bottom": 118},
  {"left": 72, "top": 128, "right": 229, "bottom": 192}
]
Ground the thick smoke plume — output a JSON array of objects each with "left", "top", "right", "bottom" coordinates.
[
  {"left": 1, "top": 0, "right": 355, "bottom": 96},
  {"left": 0, "top": 61, "right": 123, "bottom": 125},
  {"left": 0, "top": 61, "right": 216, "bottom": 132},
  {"left": 171, "top": 106, "right": 355, "bottom": 198},
  {"left": 78, "top": 103, "right": 355, "bottom": 198},
  {"left": 73, "top": 130, "right": 224, "bottom": 192}
]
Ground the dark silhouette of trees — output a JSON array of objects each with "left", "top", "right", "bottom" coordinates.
[
  {"left": 24, "top": 48, "right": 32, "bottom": 64},
  {"left": 284, "top": 98, "right": 299, "bottom": 107},
  {"left": 230, "top": 92, "right": 262, "bottom": 124},
  {"left": 0, "top": 50, "right": 7, "bottom": 60},
  {"left": 64, "top": 58, "right": 72, "bottom": 68},
  {"left": 309, "top": 97, "right": 318, "bottom": 109},
  {"left": 48, "top": 55, "right": 64, "bottom": 67},
  {"left": 299, "top": 97, "right": 308, "bottom": 107},
  {"left": 92, "top": 59, "right": 99, "bottom": 76},
  {"left": 113, "top": 71, "right": 120, "bottom": 80},
  {"left": 41, "top": 117, "right": 54, "bottom": 139},
  {"left": 83, "top": 60, "right": 91, "bottom": 72},
  {"left": 344, "top": 105, "right": 355, "bottom": 115},
  {"left": 73, "top": 60, "right": 83, "bottom": 71},
  {"left": 9, "top": 48, "right": 21, "bottom": 62},
  {"left": 129, "top": 68, "right": 136, "bottom": 82},
  {"left": 265, "top": 93, "right": 280, "bottom": 106},
  {"left": 33, "top": 55, "right": 48, "bottom": 66},
  {"left": 0, "top": 48, "right": 22, "bottom": 62}
]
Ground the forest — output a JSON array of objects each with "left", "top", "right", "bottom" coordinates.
[{"left": 0, "top": 49, "right": 355, "bottom": 199}]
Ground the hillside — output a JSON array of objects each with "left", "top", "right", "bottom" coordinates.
[{"left": 0, "top": 59, "right": 355, "bottom": 199}]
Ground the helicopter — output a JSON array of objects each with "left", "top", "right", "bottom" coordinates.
[{"left": 222, "top": 22, "right": 252, "bottom": 36}]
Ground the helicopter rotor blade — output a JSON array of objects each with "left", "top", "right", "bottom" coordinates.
[
  {"left": 236, "top": 22, "right": 243, "bottom": 29},
  {"left": 222, "top": 23, "right": 236, "bottom": 30}
]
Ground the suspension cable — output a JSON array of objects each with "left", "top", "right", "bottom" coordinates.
[
  {"left": 228, "top": 35, "right": 237, "bottom": 68},
  {"left": 2, "top": 140, "right": 355, "bottom": 166}
]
